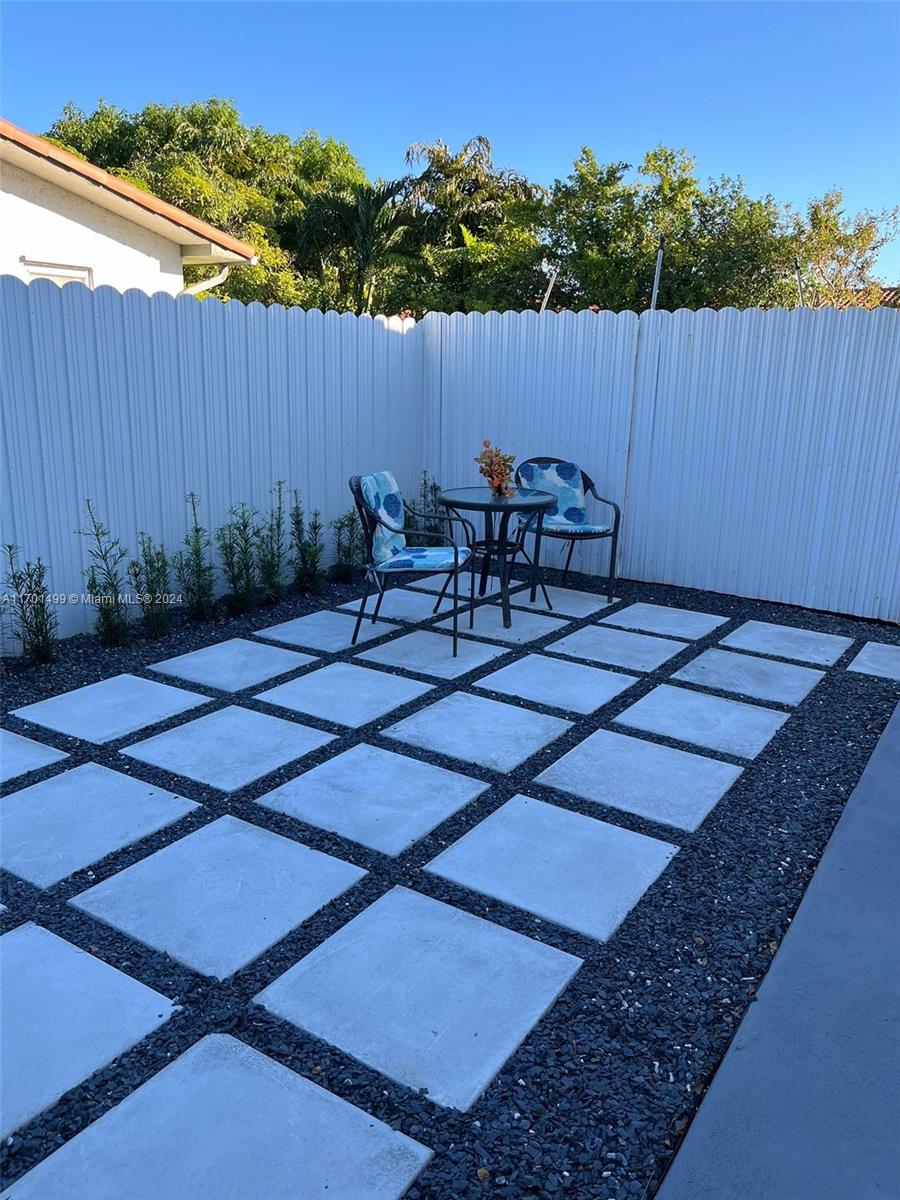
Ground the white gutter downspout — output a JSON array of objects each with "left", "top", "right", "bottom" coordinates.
[{"left": 179, "top": 265, "right": 231, "bottom": 297}]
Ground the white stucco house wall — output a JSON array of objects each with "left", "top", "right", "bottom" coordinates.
[{"left": 0, "top": 118, "right": 256, "bottom": 295}]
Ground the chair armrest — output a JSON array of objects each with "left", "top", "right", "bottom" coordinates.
[
  {"left": 587, "top": 487, "right": 621, "bottom": 529},
  {"left": 404, "top": 502, "right": 476, "bottom": 548}
]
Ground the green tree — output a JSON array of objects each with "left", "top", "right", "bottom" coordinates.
[
  {"left": 47, "top": 99, "right": 365, "bottom": 306},
  {"left": 546, "top": 146, "right": 793, "bottom": 309},
  {"left": 545, "top": 148, "right": 647, "bottom": 310},
  {"left": 44, "top": 101, "right": 897, "bottom": 313},
  {"left": 547, "top": 145, "right": 897, "bottom": 311},
  {"left": 285, "top": 180, "right": 418, "bottom": 314},
  {"left": 790, "top": 190, "right": 900, "bottom": 308},
  {"left": 392, "top": 137, "right": 547, "bottom": 313}
]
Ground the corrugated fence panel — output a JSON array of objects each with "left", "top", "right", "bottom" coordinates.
[
  {"left": 624, "top": 307, "right": 900, "bottom": 620},
  {"left": 422, "top": 308, "right": 638, "bottom": 572},
  {"left": 2, "top": 277, "right": 897, "bottom": 645},
  {"left": 0, "top": 278, "right": 422, "bottom": 637}
]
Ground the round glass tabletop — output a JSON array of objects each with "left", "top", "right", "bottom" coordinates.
[{"left": 438, "top": 486, "right": 556, "bottom": 512}]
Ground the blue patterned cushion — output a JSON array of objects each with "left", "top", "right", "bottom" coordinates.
[
  {"left": 541, "top": 520, "right": 611, "bottom": 535},
  {"left": 518, "top": 460, "right": 589, "bottom": 526},
  {"left": 377, "top": 546, "right": 471, "bottom": 572},
  {"left": 360, "top": 470, "right": 406, "bottom": 564}
]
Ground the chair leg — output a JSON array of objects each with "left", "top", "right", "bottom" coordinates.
[
  {"left": 370, "top": 585, "right": 386, "bottom": 625},
  {"left": 469, "top": 557, "right": 476, "bottom": 627},
  {"left": 507, "top": 531, "right": 521, "bottom": 572},
  {"left": 351, "top": 577, "right": 370, "bottom": 646},
  {"left": 433, "top": 571, "right": 453, "bottom": 610},
  {"left": 531, "top": 525, "right": 554, "bottom": 611},
  {"left": 452, "top": 568, "right": 459, "bottom": 657},
  {"left": 607, "top": 531, "right": 619, "bottom": 604},
  {"left": 561, "top": 538, "right": 576, "bottom": 582}
]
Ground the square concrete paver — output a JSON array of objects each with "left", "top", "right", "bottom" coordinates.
[
  {"left": 256, "top": 886, "right": 581, "bottom": 1111},
  {"left": 720, "top": 620, "right": 853, "bottom": 665},
  {"left": 437, "top": 604, "right": 568, "bottom": 645},
  {"left": 547, "top": 624, "right": 687, "bottom": 672},
  {"left": 600, "top": 602, "right": 728, "bottom": 640},
  {"left": 536, "top": 728, "right": 743, "bottom": 831},
  {"left": 256, "top": 663, "right": 432, "bottom": 728},
  {"left": 149, "top": 637, "right": 314, "bottom": 692},
  {"left": 258, "top": 743, "right": 488, "bottom": 855},
  {"left": 847, "top": 641, "right": 900, "bottom": 682},
  {"left": 122, "top": 705, "right": 333, "bottom": 792},
  {"left": 340, "top": 589, "right": 457, "bottom": 623},
  {"left": 70, "top": 816, "right": 365, "bottom": 979},
  {"left": 0, "top": 729, "right": 67, "bottom": 785},
  {"left": 256, "top": 610, "right": 398, "bottom": 652},
  {"left": 0, "top": 763, "right": 198, "bottom": 888},
  {"left": 509, "top": 586, "right": 619, "bottom": 618},
  {"left": 0, "top": 923, "right": 172, "bottom": 1139},
  {"left": 426, "top": 794, "right": 677, "bottom": 941},
  {"left": 356, "top": 630, "right": 507, "bottom": 679},
  {"left": 474, "top": 654, "right": 637, "bottom": 715},
  {"left": 0, "top": 1034, "right": 432, "bottom": 1200},
  {"left": 615, "top": 684, "right": 788, "bottom": 759},
  {"left": 384, "top": 691, "right": 571, "bottom": 772},
  {"left": 12, "top": 674, "right": 208, "bottom": 744},
  {"left": 673, "top": 648, "right": 824, "bottom": 705}
]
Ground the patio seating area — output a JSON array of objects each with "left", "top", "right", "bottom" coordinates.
[{"left": 2, "top": 565, "right": 898, "bottom": 1200}]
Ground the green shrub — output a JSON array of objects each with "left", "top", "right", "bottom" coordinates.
[
  {"left": 216, "top": 501, "right": 258, "bottom": 612},
  {"left": 3, "top": 544, "right": 58, "bottom": 663},
  {"left": 172, "top": 492, "right": 217, "bottom": 621},
  {"left": 405, "top": 470, "right": 444, "bottom": 546},
  {"left": 257, "top": 480, "right": 288, "bottom": 604},
  {"left": 128, "top": 533, "right": 172, "bottom": 638},
  {"left": 289, "top": 491, "right": 325, "bottom": 591},
  {"left": 77, "top": 500, "right": 130, "bottom": 646},
  {"left": 329, "top": 509, "right": 364, "bottom": 582}
]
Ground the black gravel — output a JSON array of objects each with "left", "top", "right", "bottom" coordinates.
[{"left": 2, "top": 570, "right": 898, "bottom": 1200}]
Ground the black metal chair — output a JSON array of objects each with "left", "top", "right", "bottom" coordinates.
[
  {"left": 349, "top": 471, "right": 476, "bottom": 656},
  {"left": 512, "top": 456, "right": 620, "bottom": 602}
]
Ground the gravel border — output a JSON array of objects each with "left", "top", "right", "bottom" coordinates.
[{"left": 2, "top": 569, "right": 898, "bottom": 1200}]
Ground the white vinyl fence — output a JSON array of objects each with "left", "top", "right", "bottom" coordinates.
[
  {"left": 2, "top": 275, "right": 898, "bottom": 640},
  {"left": 424, "top": 305, "right": 900, "bottom": 619}
]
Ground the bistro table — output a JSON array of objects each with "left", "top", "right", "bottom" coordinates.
[{"left": 438, "top": 486, "right": 556, "bottom": 628}]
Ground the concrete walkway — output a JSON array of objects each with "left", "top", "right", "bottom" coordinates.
[{"left": 657, "top": 702, "right": 900, "bottom": 1200}]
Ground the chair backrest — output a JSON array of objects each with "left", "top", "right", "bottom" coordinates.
[
  {"left": 350, "top": 470, "right": 407, "bottom": 565},
  {"left": 515, "top": 457, "right": 594, "bottom": 525}
]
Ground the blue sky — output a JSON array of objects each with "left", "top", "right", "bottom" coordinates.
[{"left": 3, "top": 0, "right": 899, "bottom": 277}]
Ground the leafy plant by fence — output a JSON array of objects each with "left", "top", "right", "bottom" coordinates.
[
  {"left": 172, "top": 493, "right": 217, "bottom": 622},
  {"left": 329, "top": 510, "right": 364, "bottom": 582},
  {"left": 405, "top": 471, "right": 445, "bottom": 545},
  {"left": 215, "top": 502, "right": 259, "bottom": 613},
  {"left": 77, "top": 501, "right": 130, "bottom": 647},
  {"left": 257, "top": 481, "right": 288, "bottom": 604},
  {"left": 290, "top": 492, "right": 325, "bottom": 592},
  {"left": 3, "top": 545, "right": 58, "bottom": 663},
  {"left": 128, "top": 534, "right": 172, "bottom": 638}
]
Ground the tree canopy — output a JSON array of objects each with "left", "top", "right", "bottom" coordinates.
[{"left": 47, "top": 98, "right": 898, "bottom": 314}]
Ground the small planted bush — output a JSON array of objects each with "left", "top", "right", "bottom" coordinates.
[
  {"left": 405, "top": 470, "right": 444, "bottom": 546},
  {"left": 172, "top": 492, "right": 216, "bottom": 621},
  {"left": 290, "top": 490, "right": 325, "bottom": 592},
  {"left": 128, "top": 533, "right": 172, "bottom": 638},
  {"left": 329, "top": 509, "right": 364, "bottom": 582},
  {"left": 77, "top": 499, "right": 130, "bottom": 647},
  {"left": 3, "top": 544, "right": 58, "bottom": 663},
  {"left": 257, "top": 480, "right": 288, "bottom": 604},
  {"left": 216, "top": 501, "right": 259, "bottom": 612}
]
